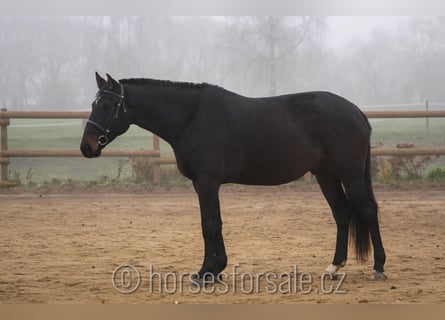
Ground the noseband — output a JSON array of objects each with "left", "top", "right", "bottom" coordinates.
[{"left": 86, "top": 84, "right": 128, "bottom": 146}]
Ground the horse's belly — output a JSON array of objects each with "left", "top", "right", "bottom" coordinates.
[
  {"left": 225, "top": 150, "right": 318, "bottom": 185},
  {"left": 228, "top": 170, "right": 305, "bottom": 185}
]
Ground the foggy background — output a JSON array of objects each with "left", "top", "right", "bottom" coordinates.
[{"left": 1, "top": 16, "right": 444, "bottom": 110}]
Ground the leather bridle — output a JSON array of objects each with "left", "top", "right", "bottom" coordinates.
[{"left": 86, "top": 83, "right": 128, "bottom": 146}]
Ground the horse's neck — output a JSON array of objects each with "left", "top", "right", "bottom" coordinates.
[{"left": 127, "top": 84, "right": 199, "bottom": 146}]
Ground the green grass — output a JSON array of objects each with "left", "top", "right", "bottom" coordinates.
[
  {"left": 7, "top": 119, "right": 174, "bottom": 184},
  {"left": 3, "top": 117, "right": 445, "bottom": 185},
  {"left": 369, "top": 118, "right": 445, "bottom": 177},
  {"left": 8, "top": 119, "right": 172, "bottom": 154},
  {"left": 369, "top": 118, "right": 445, "bottom": 148},
  {"left": 426, "top": 167, "right": 445, "bottom": 182}
]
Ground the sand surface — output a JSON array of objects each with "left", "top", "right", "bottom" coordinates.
[{"left": 0, "top": 187, "right": 444, "bottom": 303}]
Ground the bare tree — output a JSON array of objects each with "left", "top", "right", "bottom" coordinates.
[
  {"left": 344, "top": 17, "right": 445, "bottom": 104},
  {"left": 2, "top": 16, "right": 444, "bottom": 111},
  {"left": 225, "top": 16, "right": 326, "bottom": 95},
  {"left": 348, "top": 30, "right": 400, "bottom": 104},
  {"left": 0, "top": 17, "right": 38, "bottom": 108},
  {"left": 406, "top": 17, "right": 445, "bottom": 101}
]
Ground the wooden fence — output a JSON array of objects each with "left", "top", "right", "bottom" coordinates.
[{"left": 1, "top": 108, "right": 445, "bottom": 185}]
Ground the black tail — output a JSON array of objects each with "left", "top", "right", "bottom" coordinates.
[
  {"left": 364, "top": 144, "right": 378, "bottom": 207},
  {"left": 348, "top": 144, "right": 375, "bottom": 261}
]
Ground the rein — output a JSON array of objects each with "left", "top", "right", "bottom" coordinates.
[{"left": 86, "top": 83, "right": 128, "bottom": 146}]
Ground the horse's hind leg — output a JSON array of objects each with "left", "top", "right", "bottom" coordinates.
[{"left": 314, "top": 168, "right": 350, "bottom": 276}]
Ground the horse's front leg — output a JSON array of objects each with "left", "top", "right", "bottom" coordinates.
[{"left": 192, "top": 175, "right": 227, "bottom": 285}]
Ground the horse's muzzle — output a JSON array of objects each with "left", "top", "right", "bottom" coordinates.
[{"left": 80, "top": 141, "right": 102, "bottom": 158}]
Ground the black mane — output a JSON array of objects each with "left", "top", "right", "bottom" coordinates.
[{"left": 120, "top": 78, "right": 216, "bottom": 90}]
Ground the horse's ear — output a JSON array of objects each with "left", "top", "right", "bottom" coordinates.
[
  {"left": 106, "top": 73, "right": 120, "bottom": 91},
  {"left": 95, "top": 72, "right": 107, "bottom": 89}
]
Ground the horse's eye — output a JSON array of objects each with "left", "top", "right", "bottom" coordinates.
[
  {"left": 92, "top": 96, "right": 102, "bottom": 108},
  {"left": 102, "top": 103, "right": 115, "bottom": 111}
]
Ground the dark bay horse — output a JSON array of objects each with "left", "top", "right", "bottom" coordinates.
[{"left": 81, "top": 73, "right": 386, "bottom": 281}]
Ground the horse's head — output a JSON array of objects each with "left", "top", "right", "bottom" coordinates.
[{"left": 80, "top": 73, "right": 130, "bottom": 158}]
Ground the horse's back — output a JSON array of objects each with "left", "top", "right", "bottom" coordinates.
[
  {"left": 186, "top": 89, "right": 371, "bottom": 185},
  {"left": 213, "top": 91, "right": 364, "bottom": 184},
  {"left": 222, "top": 90, "right": 369, "bottom": 148}
]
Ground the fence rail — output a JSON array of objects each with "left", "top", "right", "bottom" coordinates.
[
  {"left": 370, "top": 148, "right": 445, "bottom": 156},
  {"left": 1, "top": 149, "right": 160, "bottom": 157},
  {"left": 0, "top": 111, "right": 90, "bottom": 119},
  {"left": 365, "top": 111, "right": 445, "bottom": 118},
  {"left": 1, "top": 107, "right": 445, "bottom": 185},
  {"left": 2, "top": 110, "right": 445, "bottom": 119}
]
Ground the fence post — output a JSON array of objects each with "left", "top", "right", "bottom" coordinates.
[
  {"left": 0, "top": 108, "right": 10, "bottom": 183},
  {"left": 425, "top": 100, "right": 430, "bottom": 135},
  {"left": 152, "top": 134, "right": 161, "bottom": 185}
]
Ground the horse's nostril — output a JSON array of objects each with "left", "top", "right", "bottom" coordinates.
[{"left": 80, "top": 142, "right": 92, "bottom": 158}]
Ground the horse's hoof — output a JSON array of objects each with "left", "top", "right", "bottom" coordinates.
[
  {"left": 324, "top": 261, "right": 346, "bottom": 277},
  {"left": 189, "top": 274, "right": 220, "bottom": 287},
  {"left": 324, "top": 264, "right": 339, "bottom": 276},
  {"left": 373, "top": 271, "right": 387, "bottom": 281},
  {"left": 190, "top": 277, "right": 205, "bottom": 288}
]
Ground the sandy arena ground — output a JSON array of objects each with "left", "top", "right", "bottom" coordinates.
[{"left": 0, "top": 186, "right": 444, "bottom": 303}]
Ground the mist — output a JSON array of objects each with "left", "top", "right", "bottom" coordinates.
[{"left": 1, "top": 16, "right": 444, "bottom": 110}]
